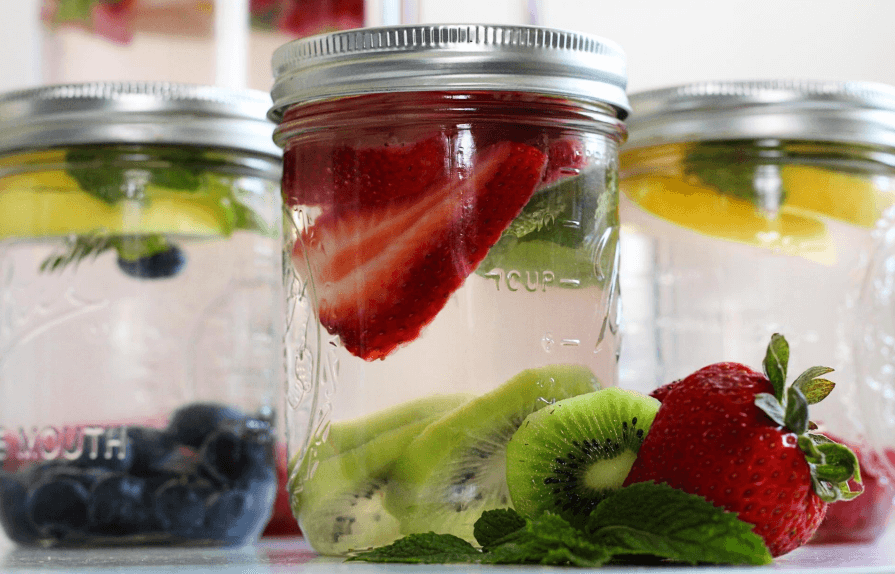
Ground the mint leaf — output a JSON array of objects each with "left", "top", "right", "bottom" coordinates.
[
  {"left": 763, "top": 333, "right": 789, "bottom": 400},
  {"left": 347, "top": 532, "right": 480, "bottom": 564},
  {"left": 65, "top": 146, "right": 205, "bottom": 204},
  {"left": 473, "top": 508, "right": 525, "bottom": 549},
  {"left": 586, "top": 483, "right": 773, "bottom": 566},
  {"left": 682, "top": 142, "right": 786, "bottom": 206},
  {"left": 481, "top": 513, "right": 611, "bottom": 567}
]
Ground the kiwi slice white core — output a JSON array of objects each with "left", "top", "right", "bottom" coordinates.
[{"left": 582, "top": 451, "right": 638, "bottom": 491}]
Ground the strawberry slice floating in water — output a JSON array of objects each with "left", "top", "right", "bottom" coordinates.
[
  {"left": 293, "top": 141, "right": 548, "bottom": 361},
  {"left": 283, "top": 133, "right": 449, "bottom": 212}
]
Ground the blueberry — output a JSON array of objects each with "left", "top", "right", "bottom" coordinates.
[
  {"left": 28, "top": 476, "right": 90, "bottom": 539},
  {"left": 87, "top": 473, "right": 152, "bottom": 535},
  {"left": 117, "top": 245, "right": 185, "bottom": 280},
  {"left": 203, "top": 489, "right": 254, "bottom": 544},
  {"left": 152, "top": 477, "right": 215, "bottom": 537},
  {"left": 167, "top": 403, "right": 249, "bottom": 449},
  {"left": 0, "top": 472, "right": 40, "bottom": 545},
  {"left": 125, "top": 427, "right": 188, "bottom": 477},
  {"left": 72, "top": 426, "right": 134, "bottom": 472},
  {"left": 198, "top": 420, "right": 275, "bottom": 488}
]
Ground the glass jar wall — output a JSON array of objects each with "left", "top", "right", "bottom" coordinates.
[
  {"left": 269, "top": 24, "right": 630, "bottom": 555},
  {"left": 617, "top": 81, "right": 895, "bottom": 542},
  {"left": 0, "top": 82, "right": 283, "bottom": 547}
]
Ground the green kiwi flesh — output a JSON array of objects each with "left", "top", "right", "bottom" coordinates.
[
  {"left": 291, "top": 394, "right": 472, "bottom": 555},
  {"left": 311, "top": 393, "right": 475, "bottom": 463},
  {"left": 505, "top": 387, "right": 660, "bottom": 526},
  {"left": 384, "top": 363, "right": 599, "bottom": 542}
]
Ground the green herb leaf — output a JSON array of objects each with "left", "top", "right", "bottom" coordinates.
[
  {"left": 352, "top": 484, "right": 773, "bottom": 567},
  {"left": 473, "top": 508, "right": 526, "bottom": 550},
  {"left": 682, "top": 142, "right": 786, "bottom": 207},
  {"left": 347, "top": 532, "right": 481, "bottom": 564},
  {"left": 480, "top": 513, "right": 612, "bottom": 567},
  {"left": 65, "top": 146, "right": 205, "bottom": 205},
  {"left": 40, "top": 234, "right": 174, "bottom": 274},
  {"left": 763, "top": 333, "right": 789, "bottom": 400},
  {"left": 39, "top": 235, "right": 117, "bottom": 273},
  {"left": 586, "top": 482, "right": 772, "bottom": 566},
  {"left": 784, "top": 385, "right": 810, "bottom": 435}
]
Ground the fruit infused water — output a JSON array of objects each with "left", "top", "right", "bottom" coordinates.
[
  {"left": 617, "top": 81, "right": 895, "bottom": 541},
  {"left": 269, "top": 25, "right": 630, "bottom": 555},
  {"left": 0, "top": 83, "right": 284, "bottom": 547}
]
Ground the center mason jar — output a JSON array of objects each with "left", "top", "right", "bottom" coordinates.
[{"left": 268, "top": 25, "right": 630, "bottom": 555}]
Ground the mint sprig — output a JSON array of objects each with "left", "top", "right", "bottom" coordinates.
[
  {"left": 755, "top": 333, "right": 862, "bottom": 502},
  {"left": 348, "top": 482, "right": 773, "bottom": 566}
]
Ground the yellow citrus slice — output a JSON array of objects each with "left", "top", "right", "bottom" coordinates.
[
  {"left": 621, "top": 175, "right": 835, "bottom": 265},
  {"left": 780, "top": 164, "right": 894, "bottom": 229},
  {"left": 0, "top": 169, "right": 235, "bottom": 239}
]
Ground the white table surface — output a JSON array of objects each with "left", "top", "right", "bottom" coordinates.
[{"left": 0, "top": 527, "right": 894, "bottom": 574}]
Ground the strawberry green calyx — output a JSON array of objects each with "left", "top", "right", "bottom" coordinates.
[{"left": 754, "top": 333, "right": 862, "bottom": 503}]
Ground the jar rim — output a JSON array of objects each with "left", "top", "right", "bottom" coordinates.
[
  {"left": 0, "top": 82, "right": 281, "bottom": 158},
  {"left": 268, "top": 24, "right": 630, "bottom": 123},
  {"left": 623, "top": 79, "right": 895, "bottom": 150}
]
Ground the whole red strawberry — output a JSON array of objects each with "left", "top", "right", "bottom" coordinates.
[{"left": 624, "top": 334, "right": 861, "bottom": 557}]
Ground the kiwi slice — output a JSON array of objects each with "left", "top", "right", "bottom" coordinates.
[
  {"left": 505, "top": 387, "right": 660, "bottom": 526},
  {"left": 306, "top": 393, "right": 474, "bottom": 464},
  {"left": 384, "top": 363, "right": 599, "bottom": 542},
  {"left": 292, "top": 394, "right": 472, "bottom": 555}
]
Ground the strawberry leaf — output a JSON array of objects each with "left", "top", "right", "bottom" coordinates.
[
  {"left": 762, "top": 334, "right": 789, "bottom": 400},
  {"left": 798, "top": 435, "right": 824, "bottom": 464},
  {"left": 783, "top": 386, "right": 809, "bottom": 435},
  {"left": 754, "top": 393, "right": 786, "bottom": 427},
  {"left": 814, "top": 442, "right": 861, "bottom": 484},
  {"left": 792, "top": 366, "right": 836, "bottom": 404},
  {"left": 804, "top": 434, "right": 863, "bottom": 502}
]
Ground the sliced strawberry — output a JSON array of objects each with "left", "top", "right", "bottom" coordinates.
[
  {"left": 283, "top": 133, "right": 449, "bottom": 211},
  {"left": 541, "top": 137, "right": 587, "bottom": 188},
  {"left": 293, "top": 141, "right": 547, "bottom": 361}
]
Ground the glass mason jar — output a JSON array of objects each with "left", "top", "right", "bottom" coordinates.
[
  {"left": 0, "top": 83, "right": 283, "bottom": 547},
  {"left": 269, "top": 25, "right": 630, "bottom": 555},
  {"left": 617, "top": 80, "right": 895, "bottom": 530}
]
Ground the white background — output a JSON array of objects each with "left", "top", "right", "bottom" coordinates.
[{"left": 2, "top": 0, "right": 895, "bottom": 95}]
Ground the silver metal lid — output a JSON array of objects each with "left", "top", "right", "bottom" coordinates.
[
  {"left": 624, "top": 79, "right": 895, "bottom": 150},
  {"left": 269, "top": 24, "right": 629, "bottom": 121},
  {"left": 0, "top": 82, "right": 281, "bottom": 157}
]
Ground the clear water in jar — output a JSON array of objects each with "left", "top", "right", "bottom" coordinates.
[
  {"left": 281, "top": 114, "right": 621, "bottom": 554},
  {"left": 0, "top": 148, "right": 284, "bottom": 545}
]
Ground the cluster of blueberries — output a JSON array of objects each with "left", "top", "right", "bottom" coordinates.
[{"left": 0, "top": 403, "right": 277, "bottom": 546}]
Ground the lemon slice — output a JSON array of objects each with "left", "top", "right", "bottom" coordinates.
[
  {"left": 0, "top": 169, "right": 235, "bottom": 239},
  {"left": 780, "top": 165, "right": 894, "bottom": 229},
  {"left": 621, "top": 175, "right": 835, "bottom": 265}
]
